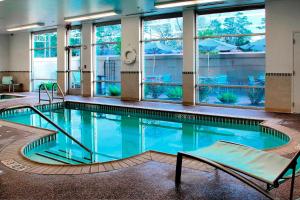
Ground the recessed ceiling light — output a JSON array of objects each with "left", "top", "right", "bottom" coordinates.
[
  {"left": 155, "top": 0, "right": 224, "bottom": 9},
  {"left": 6, "top": 23, "right": 45, "bottom": 32},
  {"left": 64, "top": 11, "right": 118, "bottom": 23}
]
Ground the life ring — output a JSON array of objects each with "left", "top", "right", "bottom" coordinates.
[{"left": 123, "top": 48, "right": 137, "bottom": 64}]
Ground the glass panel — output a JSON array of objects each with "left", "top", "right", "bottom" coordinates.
[
  {"left": 95, "top": 43, "right": 121, "bottom": 56},
  {"left": 196, "top": 86, "right": 265, "bottom": 107},
  {"left": 33, "top": 49, "right": 57, "bottom": 58},
  {"left": 95, "top": 24, "right": 121, "bottom": 44},
  {"left": 197, "top": 9, "right": 265, "bottom": 37},
  {"left": 144, "top": 17, "right": 183, "bottom": 40},
  {"left": 69, "top": 71, "right": 81, "bottom": 89},
  {"left": 94, "top": 23, "right": 122, "bottom": 97},
  {"left": 197, "top": 9, "right": 265, "bottom": 107},
  {"left": 197, "top": 36, "right": 265, "bottom": 86},
  {"left": 32, "top": 31, "right": 57, "bottom": 91},
  {"left": 143, "top": 84, "right": 182, "bottom": 101},
  {"left": 32, "top": 80, "right": 56, "bottom": 91},
  {"left": 70, "top": 48, "right": 81, "bottom": 70},
  {"left": 95, "top": 82, "right": 121, "bottom": 96},
  {"left": 68, "top": 29, "right": 81, "bottom": 46},
  {"left": 33, "top": 32, "right": 57, "bottom": 49},
  {"left": 143, "top": 41, "right": 183, "bottom": 84},
  {"left": 143, "top": 17, "right": 183, "bottom": 102}
]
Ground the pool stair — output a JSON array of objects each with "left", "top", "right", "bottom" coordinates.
[{"left": 33, "top": 147, "right": 92, "bottom": 165}]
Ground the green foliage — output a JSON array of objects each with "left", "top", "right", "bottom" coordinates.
[
  {"left": 248, "top": 78, "right": 265, "bottom": 105},
  {"left": 198, "top": 12, "right": 254, "bottom": 47},
  {"left": 198, "top": 86, "right": 210, "bottom": 102},
  {"left": 144, "top": 85, "right": 165, "bottom": 99},
  {"left": 217, "top": 92, "right": 238, "bottom": 104},
  {"left": 40, "top": 82, "right": 57, "bottom": 91},
  {"left": 167, "top": 87, "right": 182, "bottom": 99},
  {"left": 33, "top": 32, "right": 57, "bottom": 58},
  {"left": 108, "top": 85, "right": 121, "bottom": 96},
  {"left": 248, "top": 88, "right": 264, "bottom": 105},
  {"left": 95, "top": 24, "right": 122, "bottom": 55}
]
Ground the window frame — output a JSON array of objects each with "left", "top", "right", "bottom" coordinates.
[
  {"left": 195, "top": 8, "right": 266, "bottom": 108},
  {"left": 31, "top": 29, "right": 58, "bottom": 91},
  {"left": 141, "top": 15, "right": 184, "bottom": 102},
  {"left": 93, "top": 21, "right": 122, "bottom": 98},
  {"left": 66, "top": 26, "right": 82, "bottom": 93}
]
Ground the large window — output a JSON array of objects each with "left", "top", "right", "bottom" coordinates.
[
  {"left": 196, "top": 9, "right": 265, "bottom": 107},
  {"left": 31, "top": 31, "right": 57, "bottom": 91},
  {"left": 67, "top": 28, "right": 82, "bottom": 94},
  {"left": 94, "top": 22, "right": 121, "bottom": 97},
  {"left": 142, "top": 16, "right": 183, "bottom": 102}
]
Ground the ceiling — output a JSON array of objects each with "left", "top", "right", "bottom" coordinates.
[{"left": 0, "top": 0, "right": 265, "bottom": 33}]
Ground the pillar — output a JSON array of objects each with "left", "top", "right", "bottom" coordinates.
[
  {"left": 182, "top": 10, "right": 196, "bottom": 105},
  {"left": 121, "top": 16, "right": 142, "bottom": 101},
  {"left": 81, "top": 22, "right": 93, "bottom": 97},
  {"left": 57, "top": 25, "right": 67, "bottom": 95}
]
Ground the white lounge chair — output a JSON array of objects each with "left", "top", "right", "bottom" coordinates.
[{"left": 175, "top": 141, "right": 300, "bottom": 200}]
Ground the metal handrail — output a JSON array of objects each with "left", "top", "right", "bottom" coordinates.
[
  {"left": 0, "top": 105, "right": 93, "bottom": 162},
  {"left": 39, "top": 84, "right": 52, "bottom": 104},
  {"left": 52, "top": 83, "right": 65, "bottom": 102}
]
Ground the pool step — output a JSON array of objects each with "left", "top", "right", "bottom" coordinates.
[
  {"left": 36, "top": 151, "right": 81, "bottom": 165},
  {"left": 35, "top": 152, "right": 75, "bottom": 165},
  {"left": 46, "top": 148, "right": 91, "bottom": 164}
]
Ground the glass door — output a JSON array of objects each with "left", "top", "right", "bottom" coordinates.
[{"left": 67, "top": 47, "right": 81, "bottom": 95}]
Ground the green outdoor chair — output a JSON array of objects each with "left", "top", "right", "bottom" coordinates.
[{"left": 175, "top": 141, "right": 300, "bottom": 200}]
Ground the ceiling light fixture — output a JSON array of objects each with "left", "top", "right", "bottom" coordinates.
[
  {"left": 6, "top": 23, "right": 45, "bottom": 32},
  {"left": 64, "top": 11, "right": 118, "bottom": 22},
  {"left": 155, "top": 0, "right": 224, "bottom": 9}
]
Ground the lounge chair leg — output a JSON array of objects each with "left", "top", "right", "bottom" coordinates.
[
  {"left": 289, "top": 164, "right": 296, "bottom": 200},
  {"left": 175, "top": 153, "right": 183, "bottom": 187}
]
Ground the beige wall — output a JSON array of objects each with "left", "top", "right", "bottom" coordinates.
[
  {"left": 0, "top": 34, "right": 9, "bottom": 71},
  {"left": 265, "top": 0, "right": 300, "bottom": 112},
  {"left": 0, "top": 32, "right": 31, "bottom": 91},
  {"left": 266, "top": 0, "right": 300, "bottom": 73}
]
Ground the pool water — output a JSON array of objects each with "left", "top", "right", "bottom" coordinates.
[
  {"left": 0, "top": 94, "right": 23, "bottom": 100},
  {"left": 3, "top": 108, "right": 288, "bottom": 164}
]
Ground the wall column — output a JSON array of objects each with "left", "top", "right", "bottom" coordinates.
[
  {"left": 8, "top": 32, "right": 31, "bottom": 92},
  {"left": 57, "top": 25, "right": 67, "bottom": 95},
  {"left": 121, "top": 16, "right": 142, "bottom": 101},
  {"left": 81, "top": 22, "right": 93, "bottom": 97},
  {"left": 182, "top": 10, "right": 196, "bottom": 105},
  {"left": 265, "top": 0, "right": 295, "bottom": 113}
]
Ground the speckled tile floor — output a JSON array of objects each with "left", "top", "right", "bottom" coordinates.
[
  {"left": 1, "top": 92, "right": 300, "bottom": 199},
  {"left": 0, "top": 161, "right": 276, "bottom": 200}
]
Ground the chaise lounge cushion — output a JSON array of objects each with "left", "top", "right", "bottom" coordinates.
[{"left": 187, "top": 141, "right": 294, "bottom": 184}]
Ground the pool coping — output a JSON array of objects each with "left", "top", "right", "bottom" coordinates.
[{"left": 0, "top": 102, "right": 300, "bottom": 175}]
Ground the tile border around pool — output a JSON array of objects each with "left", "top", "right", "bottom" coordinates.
[
  {"left": 1, "top": 101, "right": 300, "bottom": 175},
  {"left": 0, "top": 101, "right": 290, "bottom": 145}
]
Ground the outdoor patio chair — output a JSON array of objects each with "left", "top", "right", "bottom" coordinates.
[
  {"left": 0, "top": 76, "right": 22, "bottom": 92},
  {"left": 175, "top": 141, "right": 300, "bottom": 200}
]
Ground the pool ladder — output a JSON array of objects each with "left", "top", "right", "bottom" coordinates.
[
  {"left": 39, "top": 83, "right": 65, "bottom": 104},
  {"left": 0, "top": 105, "right": 93, "bottom": 163}
]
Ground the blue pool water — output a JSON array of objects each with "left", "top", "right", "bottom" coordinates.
[{"left": 2, "top": 108, "right": 288, "bottom": 164}]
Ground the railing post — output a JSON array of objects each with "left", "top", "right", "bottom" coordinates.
[{"left": 175, "top": 153, "right": 183, "bottom": 187}]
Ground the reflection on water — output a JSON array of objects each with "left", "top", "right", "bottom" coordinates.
[{"left": 4, "top": 108, "right": 286, "bottom": 163}]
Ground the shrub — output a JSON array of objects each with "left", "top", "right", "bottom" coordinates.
[
  {"left": 40, "top": 82, "right": 57, "bottom": 91},
  {"left": 217, "top": 92, "right": 238, "bottom": 104},
  {"left": 167, "top": 87, "right": 182, "bottom": 99},
  {"left": 198, "top": 86, "right": 210, "bottom": 102},
  {"left": 108, "top": 85, "right": 121, "bottom": 96},
  {"left": 144, "top": 85, "right": 165, "bottom": 99},
  {"left": 248, "top": 77, "right": 265, "bottom": 105},
  {"left": 248, "top": 88, "right": 264, "bottom": 105}
]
